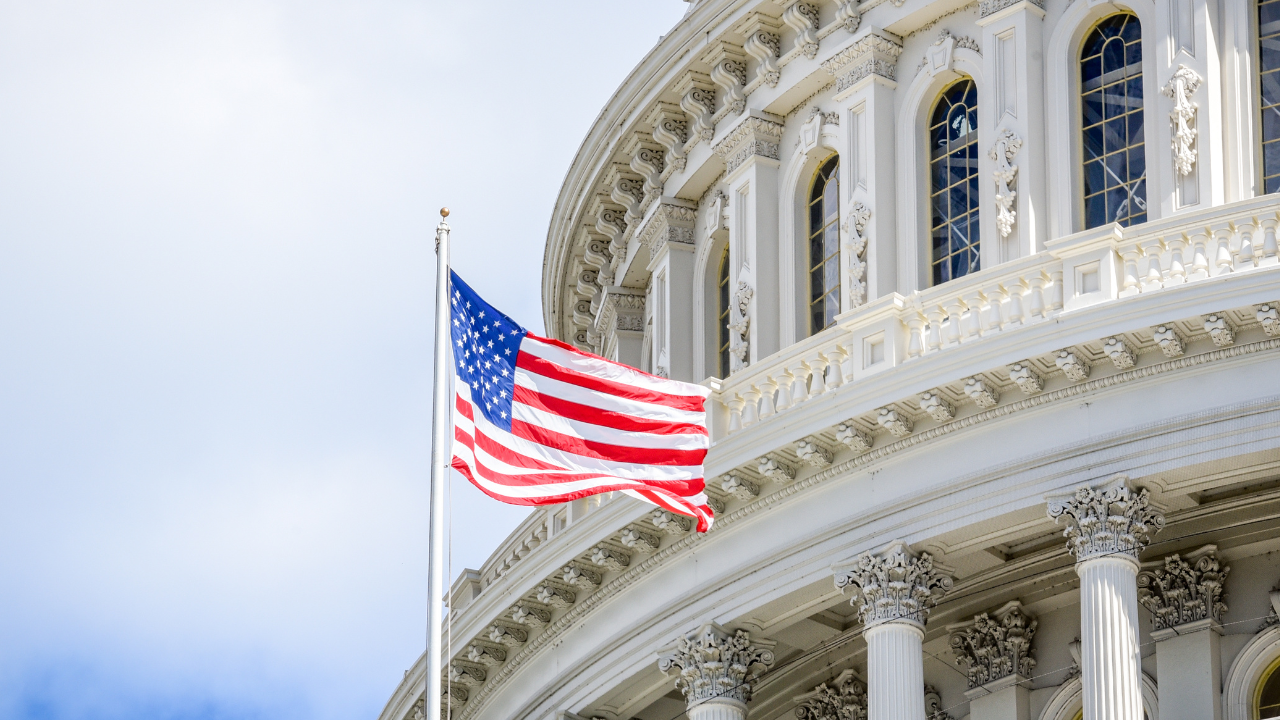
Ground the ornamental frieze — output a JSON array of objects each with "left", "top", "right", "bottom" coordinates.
[{"left": 713, "top": 113, "right": 784, "bottom": 175}]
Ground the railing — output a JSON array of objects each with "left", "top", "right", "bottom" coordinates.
[{"left": 713, "top": 196, "right": 1280, "bottom": 439}]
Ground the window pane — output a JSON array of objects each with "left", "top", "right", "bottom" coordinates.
[
  {"left": 929, "top": 78, "right": 980, "bottom": 286},
  {"left": 1082, "top": 14, "right": 1144, "bottom": 229},
  {"left": 824, "top": 222, "right": 839, "bottom": 259},
  {"left": 808, "top": 155, "right": 839, "bottom": 332}
]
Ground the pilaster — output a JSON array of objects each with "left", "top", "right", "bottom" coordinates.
[
  {"left": 641, "top": 199, "right": 698, "bottom": 380},
  {"left": 713, "top": 111, "right": 784, "bottom": 363},
  {"left": 794, "top": 670, "right": 867, "bottom": 720},
  {"left": 593, "top": 286, "right": 645, "bottom": 366},
  {"left": 658, "top": 624, "right": 775, "bottom": 720},
  {"left": 977, "top": 0, "right": 1046, "bottom": 262},
  {"left": 823, "top": 28, "right": 902, "bottom": 309},
  {"left": 951, "top": 601, "right": 1036, "bottom": 720}
]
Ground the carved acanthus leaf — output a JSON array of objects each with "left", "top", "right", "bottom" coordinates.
[
  {"left": 834, "top": 541, "right": 953, "bottom": 627},
  {"left": 1137, "top": 547, "right": 1229, "bottom": 630},
  {"left": 1161, "top": 65, "right": 1203, "bottom": 176},
  {"left": 795, "top": 670, "right": 867, "bottom": 720},
  {"left": 1046, "top": 478, "right": 1165, "bottom": 562},
  {"left": 949, "top": 602, "right": 1038, "bottom": 688},
  {"left": 657, "top": 624, "right": 775, "bottom": 707}
]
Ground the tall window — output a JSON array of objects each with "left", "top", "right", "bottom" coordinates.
[
  {"left": 1261, "top": 0, "right": 1280, "bottom": 192},
  {"left": 808, "top": 155, "right": 840, "bottom": 334},
  {"left": 1258, "top": 656, "right": 1280, "bottom": 718},
  {"left": 1081, "top": 14, "right": 1146, "bottom": 228},
  {"left": 929, "top": 79, "right": 980, "bottom": 286},
  {"left": 717, "top": 245, "right": 731, "bottom": 378}
]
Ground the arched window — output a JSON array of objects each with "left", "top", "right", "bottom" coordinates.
[
  {"left": 1258, "top": 656, "right": 1280, "bottom": 718},
  {"left": 929, "top": 78, "right": 980, "bottom": 286},
  {"left": 1260, "top": 0, "right": 1280, "bottom": 193},
  {"left": 808, "top": 155, "right": 840, "bottom": 334},
  {"left": 1081, "top": 13, "right": 1145, "bottom": 229},
  {"left": 717, "top": 245, "right": 731, "bottom": 378}
]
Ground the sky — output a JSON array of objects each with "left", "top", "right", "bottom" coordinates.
[{"left": 0, "top": 2, "right": 690, "bottom": 719}]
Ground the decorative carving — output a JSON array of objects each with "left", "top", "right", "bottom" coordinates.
[
  {"left": 796, "top": 437, "right": 833, "bottom": 467},
  {"left": 590, "top": 545, "right": 630, "bottom": 572},
  {"left": 1152, "top": 324, "right": 1186, "bottom": 357},
  {"left": 449, "top": 662, "right": 486, "bottom": 687},
  {"left": 638, "top": 201, "right": 697, "bottom": 256},
  {"left": 721, "top": 473, "right": 760, "bottom": 500},
  {"left": 918, "top": 30, "right": 980, "bottom": 76},
  {"left": 466, "top": 641, "right": 507, "bottom": 667},
  {"left": 837, "top": 0, "right": 862, "bottom": 33},
  {"left": 834, "top": 541, "right": 953, "bottom": 627},
  {"left": 1258, "top": 303, "right": 1280, "bottom": 337},
  {"left": 821, "top": 32, "right": 902, "bottom": 93},
  {"left": 836, "top": 422, "right": 873, "bottom": 453},
  {"left": 1008, "top": 361, "right": 1044, "bottom": 395},
  {"left": 925, "top": 686, "right": 954, "bottom": 720},
  {"left": 1203, "top": 312, "right": 1235, "bottom": 346},
  {"left": 714, "top": 114, "right": 784, "bottom": 175},
  {"left": 561, "top": 564, "right": 602, "bottom": 590},
  {"left": 842, "top": 202, "right": 871, "bottom": 308},
  {"left": 651, "top": 509, "right": 693, "bottom": 534},
  {"left": 794, "top": 670, "right": 867, "bottom": 720},
  {"left": 702, "top": 44, "right": 748, "bottom": 116},
  {"left": 919, "top": 391, "right": 955, "bottom": 422},
  {"left": 677, "top": 72, "right": 717, "bottom": 145},
  {"left": 979, "top": 0, "right": 1044, "bottom": 15},
  {"left": 728, "top": 281, "right": 754, "bottom": 370},
  {"left": 744, "top": 29, "right": 782, "bottom": 88},
  {"left": 758, "top": 455, "right": 796, "bottom": 482},
  {"left": 535, "top": 583, "right": 575, "bottom": 609},
  {"left": 704, "top": 190, "right": 729, "bottom": 238},
  {"left": 964, "top": 377, "right": 1000, "bottom": 408},
  {"left": 607, "top": 165, "right": 645, "bottom": 225},
  {"left": 630, "top": 144, "right": 666, "bottom": 202},
  {"left": 1055, "top": 348, "right": 1091, "bottom": 381},
  {"left": 1161, "top": 65, "right": 1203, "bottom": 176},
  {"left": 647, "top": 102, "right": 688, "bottom": 173},
  {"left": 619, "top": 527, "right": 662, "bottom": 554},
  {"left": 510, "top": 602, "right": 551, "bottom": 628},
  {"left": 783, "top": 3, "right": 820, "bottom": 59},
  {"left": 877, "top": 407, "right": 914, "bottom": 437},
  {"left": 990, "top": 129, "right": 1022, "bottom": 238},
  {"left": 1102, "top": 336, "right": 1137, "bottom": 370},
  {"left": 1138, "top": 547, "right": 1229, "bottom": 630},
  {"left": 949, "top": 602, "right": 1038, "bottom": 688},
  {"left": 1046, "top": 479, "right": 1165, "bottom": 563},
  {"left": 658, "top": 624, "right": 775, "bottom": 707},
  {"left": 486, "top": 623, "right": 528, "bottom": 647}
]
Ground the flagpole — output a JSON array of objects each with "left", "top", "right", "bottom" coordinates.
[{"left": 425, "top": 207, "right": 451, "bottom": 720}]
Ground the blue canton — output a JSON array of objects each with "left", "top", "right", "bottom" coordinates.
[{"left": 449, "top": 271, "right": 527, "bottom": 432}]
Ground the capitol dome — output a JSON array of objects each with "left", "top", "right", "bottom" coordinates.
[{"left": 384, "top": 1, "right": 1280, "bottom": 719}]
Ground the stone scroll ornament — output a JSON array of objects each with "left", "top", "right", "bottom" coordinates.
[
  {"left": 834, "top": 542, "right": 953, "bottom": 627},
  {"left": 1046, "top": 482, "right": 1165, "bottom": 562},
  {"left": 1162, "top": 65, "right": 1203, "bottom": 176},
  {"left": 949, "top": 604, "right": 1037, "bottom": 688},
  {"left": 1137, "top": 550, "right": 1230, "bottom": 631},
  {"left": 728, "top": 281, "right": 753, "bottom": 371},
  {"left": 658, "top": 624, "right": 775, "bottom": 707},
  {"left": 841, "top": 202, "right": 871, "bottom": 309},
  {"left": 795, "top": 670, "right": 867, "bottom": 720},
  {"left": 989, "top": 129, "right": 1022, "bottom": 239}
]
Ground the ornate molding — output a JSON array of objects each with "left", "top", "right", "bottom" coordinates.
[
  {"left": 990, "top": 129, "right": 1022, "bottom": 238},
  {"left": 1137, "top": 546, "right": 1229, "bottom": 631},
  {"left": 1103, "top": 336, "right": 1137, "bottom": 370},
  {"left": 917, "top": 30, "right": 981, "bottom": 77},
  {"left": 876, "top": 407, "right": 913, "bottom": 437},
  {"left": 728, "top": 280, "right": 754, "bottom": 370},
  {"left": 595, "top": 287, "right": 645, "bottom": 335},
  {"left": 713, "top": 113, "right": 784, "bottom": 175},
  {"left": 836, "top": 421, "right": 873, "bottom": 453},
  {"left": 620, "top": 527, "right": 662, "bottom": 554},
  {"left": 1162, "top": 65, "right": 1203, "bottom": 176},
  {"left": 1258, "top": 303, "right": 1280, "bottom": 337},
  {"left": 702, "top": 43, "right": 748, "bottom": 116},
  {"left": 638, "top": 200, "right": 697, "bottom": 258},
  {"left": 833, "top": 540, "right": 953, "bottom": 627},
  {"left": 796, "top": 436, "right": 833, "bottom": 467},
  {"left": 721, "top": 473, "right": 760, "bottom": 500},
  {"left": 1055, "top": 348, "right": 1091, "bottom": 381},
  {"left": 738, "top": 14, "right": 783, "bottom": 88},
  {"left": 657, "top": 624, "right": 776, "bottom": 708},
  {"left": 1152, "top": 324, "right": 1186, "bottom": 357},
  {"left": 842, "top": 202, "right": 871, "bottom": 308},
  {"left": 1203, "top": 312, "right": 1236, "bottom": 347},
  {"left": 920, "top": 390, "right": 956, "bottom": 423},
  {"left": 821, "top": 31, "right": 902, "bottom": 93},
  {"left": 837, "top": 1, "right": 861, "bottom": 33},
  {"left": 794, "top": 670, "right": 867, "bottom": 720},
  {"left": 979, "top": 0, "right": 1043, "bottom": 16},
  {"left": 964, "top": 377, "right": 1000, "bottom": 407},
  {"left": 1008, "top": 361, "right": 1044, "bottom": 395},
  {"left": 1046, "top": 477, "right": 1165, "bottom": 563},
  {"left": 646, "top": 102, "right": 688, "bottom": 174},
  {"left": 676, "top": 72, "right": 717, "bottom": 146},
  {"left": 949, "top": 601, "right": 1038, "bottom": 688},
  {"left": 782, "top": 2, "right": 820, "bottom": 59},
  {"left": 925, "top": 686, "right": 954, "bottom": 720},
  {"left": 758, "top": 455, "right": 795, "bottom": 483}
]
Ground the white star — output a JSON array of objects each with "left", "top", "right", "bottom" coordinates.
[
  {"left": 504, "top": 348, "right": 512, "bottom": 355},
  {"left": 497, "top": 332, "right": 505, "bottom": 340},
  {"left": 500, "top": 411, "right": 507, "bottom": 419},
  {"left": 466, "top": 301, "right": 471, "bottom": 308},
  {"left": 487, "top": 341, "right": 494, "bottom": 348},
  {"left": 500, "top": 368, "right": 509, "bottom": 377},
  {"left": 493, "top": 321, "right": 500, "bottom": 328},
  {"left": 478, "top": 310, "right": 485, "bottom": 319}
]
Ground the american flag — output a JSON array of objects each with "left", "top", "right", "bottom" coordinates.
[{"left": 447, "top": 271, "right": 715, "bottom": 532}]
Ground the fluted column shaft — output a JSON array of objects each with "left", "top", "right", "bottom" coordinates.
[
  {"left": 687, "top": 699, "right": 747, "bottom": 720},
  {"left": 1078, "top": 557, "right": 1144, "bottom": 720},
  {"left": 865, "top": 622, "right": 926, "bottom": 720}
]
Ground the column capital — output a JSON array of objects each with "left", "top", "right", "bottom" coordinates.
[
  {"left": 1046, "top": 477, "right": 1164, "bottom": 564},
  {"left": 1138, "top": 545, "right": 1230, "bottom": 633},
  {"left": 948, "top": 600, "right": 1038, "bottom": 690},
  {"left": 657, "top": 623, "right": 776, "bottom": 709},
  {"left": 794, "top": 669, "right": 867, "bottom": 720},
  {"left": 712, "top": 111, "right": 783, "bottom": 178},
  {"left": 833, "top": 540, "right": 953, "bottom": 628}
]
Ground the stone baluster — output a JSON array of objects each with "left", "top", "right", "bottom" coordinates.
[
  {"left": 774, "top": 367, "right": 794, "bottom": 411},
  {"left": 726, "top": 394, "right": 745, "bottom": 433},
  {"left": 1187, "top": 228, "right": 1211, "bottom": 279},
  {"left": 949, "top": 601, "right": 1038, "bottom": 720},
  {"left": 839, "top": 339, "right": 857, "bottom": 383},
  {"left": 926, "top": 307, "right": 946, "bottom": 352},
  {"left": 1006, "top": 282, "right": 1027, "bottom": 325},
  {"left": 943, "top": 299, "right": 966, "bottom": 345},
  {"left": 788, "top": 360, "right": 811, "bottom": 405},
  {"left": 984, "top": 284, "right": 1007, "bottom": 333},
  {"left": 807, "top": 354, "right": 830, "bottom": 395},
  {"left": 1047, "top": 478, "right": 1165, "bottom": 720},
  {"left": 757, "top": 378, "right": 777, "bottom": 418},
  {"left": 964, "top": 290, "right": 986, "bottom": 339},
  {"left": 825, "top": 347, "right": 846, "bottom": 387},
  {"left": 1118, "top": 246, "right": 1142, "bottom": 297},
  {"left": 1138, "top": 545, "right": 1228, "bottom": 720},
  {"left": 1166, "top": 234, "right": 1188, "bottom": 284},
  {"left": 906, "top": 313, "right": 926, "bottom": 359},
  {"left": 1259, "top": 217, "right": 1279, "bottom": 266},
  {"left": 1140, "top": 238, "right": 1165, "bottom": 292},
  {"left": 1026, "top": 276, "right": 1046, "bottom": 319},
  {"left": 658, "top": 624, "right": 776, "bottom": 720},
  {"left": 1048, "top": 269, "right": 1064, "bottom": 312},
  {"left": 1212, "top": 223, "right": 1234, "bottom": 275},
  {"left": 834, "top": 541, "right": 953, "bottom": 720},
  {"left": 741, "top": 386, "right": 761, "bottom": 426},
  {"left": 1236, "top": 220, "right": 1257, "bottom": 269}
]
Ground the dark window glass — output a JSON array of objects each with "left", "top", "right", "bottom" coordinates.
[
  {"left": 1081, "top": 14, "right": 1146, "bottom": 228},
  {"left": 1261, "top": 0, "right": 1280, "bottom": 192},
  {"left": 929, "top": 79, "right": 980, "bottom": 286},
  {"left": 808, "top": 155, "right": 840, "bottom": 334},
  {"left": 717, "top": 245, "right": 731, "bottom": 379},
  {"left": 1260, "top": 661, "right": 1280, "bottom": 718}
]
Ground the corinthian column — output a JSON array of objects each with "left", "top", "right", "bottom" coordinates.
[
  {"left": 1047, "top": 478, "right": 1164, "bottom": 720},
  {"left": 658, "top": 624, "right": 775, "bottom": 720},
  {"left": 834, "top": 541, "right": 953, "bottom": 720}
]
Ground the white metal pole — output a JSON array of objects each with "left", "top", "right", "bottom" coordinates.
[{"left": 425, "top": 208, "right": 452, "bottom": 720}]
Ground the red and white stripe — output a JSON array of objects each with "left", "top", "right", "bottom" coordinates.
[{"left": 450, "top": 334, "right": 715, "bottom": 532}]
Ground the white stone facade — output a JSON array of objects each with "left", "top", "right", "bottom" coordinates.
[{"left": 382, "top": 1, "right": 1280, "bottom": 719}]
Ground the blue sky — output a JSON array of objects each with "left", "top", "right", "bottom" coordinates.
[{"left": 0, "top": 2, "right": 688, "bottom": 718}]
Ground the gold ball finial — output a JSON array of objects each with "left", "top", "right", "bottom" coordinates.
[{"left": 440, "top": 207, "right": 450, "bottom": 218}]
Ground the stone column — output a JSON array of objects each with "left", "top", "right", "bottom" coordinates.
[
  {"left": 834, "top": 540, "right": 953, "bottom": 720},
  {"left": 1138, "top": 545, "right": 1229, "bottom": 720},
  {"left": 658, "top": 623, "right": 775, "bottom": 720},
  {"left": 949, "top": 601, "right": 1037, "bottom": 720},
  {"left": 1047, "top": 478, "right": 1164, "bottom": 720}
]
